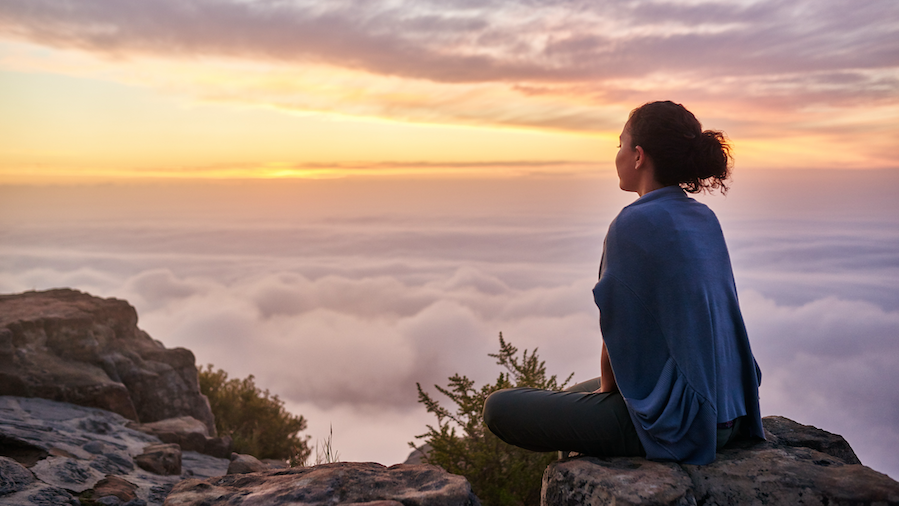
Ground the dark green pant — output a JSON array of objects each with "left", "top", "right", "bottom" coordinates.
[
  {"left": 483, "top": 378, "right": 645, "bottom": 457},
  {"left": 483, "top": 377, "right": 742, "bottom": 458}
]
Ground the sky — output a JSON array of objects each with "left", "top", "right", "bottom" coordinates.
[
  {"left": 1, "top": 0, "right": 898, "bottom": 180},
  {"left": 1, "top": 0, "right": 899, "bottom": 479}
]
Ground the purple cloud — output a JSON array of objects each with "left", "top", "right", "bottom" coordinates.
[{"left": 1, "top": 0, "right": 896, "bottom": 84}]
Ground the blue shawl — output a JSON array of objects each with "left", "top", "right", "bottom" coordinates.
[{"left": 593, "top": 186, "right": 764, "bottom": 464}]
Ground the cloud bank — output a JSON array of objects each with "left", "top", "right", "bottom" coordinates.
[{"left": 2, "top": 172, "right": 898, "bottom": 474}]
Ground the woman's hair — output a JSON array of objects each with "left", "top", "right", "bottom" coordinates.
[{"left": 627, "top": 101, "right": 732, "bottom": 194}]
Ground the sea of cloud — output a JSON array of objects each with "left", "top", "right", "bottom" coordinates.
[{"left": 1, "top": 170, "right": 897, "bottom": 477}]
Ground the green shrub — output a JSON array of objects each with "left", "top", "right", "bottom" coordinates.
[
  {"left": 199, "top": 365, "right": 311, "bottom": 464},
  {"left": 415, "top": 333, "right": 573, "bottom": 506}
]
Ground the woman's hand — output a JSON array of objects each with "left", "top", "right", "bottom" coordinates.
[{"left": 598, "top": 341, "right": 619, "bottom": 393}]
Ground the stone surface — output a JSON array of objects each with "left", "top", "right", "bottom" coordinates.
[
  {"left": 135, "top": 444, "right": 182, "bottom": 476},
  {"left": 0, "top": 289, "right": 215, "bottom": 434},
  {"left": 164, "top": 462, "right": 481, "bottom": 506},
  {"left": 0, "top": 484, "right": 81, "bottom": 506},
  {"left": 684, "top": 445, "right": 899, "bottom": 505},
  {"left": 227, "top": 453, "right": 269, "bottom": 474},
  {"left": 201, "top": 434, "right": 233, "bottom": 459},
  {"left": 542, "top": 457, "right": 695, "bottom": 506},
  {"left": 31, "top": 456, "right": 105, "bottom": 493},
  {"left": 130, "top": 416, "right": 231, "bottom": 457},
  {"left": 0, "top": 396, "right": 229, "bottom": 506},
  {"left": 760, "top": 415, "right": 861, "bottom": 465},
  {"left": 542, "top": 416, "right": 899, "bottom": 506},
  {"left": 83, "top": 475, "right": 140, "bottom": 503},
  {"left": 261, "top": 458, "right": 290, "bottom": 470},
  {"left": 403, "top": 444, "right": 431, "bottom": 465},
  {"left": 0, "top": 456, "right": 35, "bottom": 496}
]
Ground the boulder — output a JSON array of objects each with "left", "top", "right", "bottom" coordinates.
[
  {"left": 79, "top": 475, "right": 140, "bottom": 504},
  {"left": 202, "top": 435, "right": 233, "bottom": 459},
  {"left": 164, "top": 462, "right": 481, "bottom": 506},
  {"left": 403, "top": 443, "right": 431, "bottom": 465},
  {"left": 227, "top": 453, "right": 269, "bottom": 475},
  {"left": 542, "top": 416, "right": 899, "bottom": 506},
  {"left": 130, "top": 416, "right": 232, "bottom": 457},
  {"left": 135, "top": 444, "right": 182, "bottom": 476},
  {"left": 0, "top": 289, "right": 215, "bottom": 434}
]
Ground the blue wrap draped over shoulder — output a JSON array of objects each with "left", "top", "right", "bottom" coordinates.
[{"left": 593, "top": 186, "right": 764, "bottom": 464}]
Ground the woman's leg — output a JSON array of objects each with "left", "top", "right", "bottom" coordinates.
[
  {"left": 564, "top": 376, "right": 602, "bottom": 393},
  {"left": 483, "top": 386, "right": 644, "bottom": 457}
]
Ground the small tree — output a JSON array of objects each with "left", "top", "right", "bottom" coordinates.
[
  {"left": 415, "top": 333, "right": 573, "bottom": 506},
  {"left": 199, "top": 365, "right": 311, "bottom": 465}
]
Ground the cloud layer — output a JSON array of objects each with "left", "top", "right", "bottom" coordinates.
[{"left": 2, "top": 172, "right": 898, "bottom": 473}]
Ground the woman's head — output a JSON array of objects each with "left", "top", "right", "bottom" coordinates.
[{"left": 625, "top": 101, "right": 732, "bottom": 194}]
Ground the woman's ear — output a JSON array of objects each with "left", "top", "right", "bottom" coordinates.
[{"left": 634, "top": 145, "right": 645, "bottom": 170}]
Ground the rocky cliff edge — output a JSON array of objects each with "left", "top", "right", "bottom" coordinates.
[{"left": 0, "top": 289, "right": 214, "bottom": 434}]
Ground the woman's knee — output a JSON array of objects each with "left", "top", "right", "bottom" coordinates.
[
  {"left": 482, "top": 389, "right": 508, "bottom": 431},
  {"left": 483, "top": 388, "right": 526, "bottom": 434}
]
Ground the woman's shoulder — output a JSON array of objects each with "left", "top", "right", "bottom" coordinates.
[
  {"left": 613, "top": 189, "right": 684, "bottom": 230},
  {"left": 609, "top": 189, "right": 723, "bottom": 253},
  {"left": 620, "top": 188, "right": 717, "bottom": 224}
]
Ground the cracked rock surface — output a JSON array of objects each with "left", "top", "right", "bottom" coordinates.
[
  {"left": 542, "top": 416, "right": 899, "bottom": 506},
  {"left": 0, "top": 396, "right": 230, "bottom": 506}
]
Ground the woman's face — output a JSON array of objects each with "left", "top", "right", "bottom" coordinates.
[{"left": 615, "top": 123, "right": 639, "bottom": 192}]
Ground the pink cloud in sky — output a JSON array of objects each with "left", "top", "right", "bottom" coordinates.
[{"left": 1, "top": 0, "right": 896, "bottom": 128}]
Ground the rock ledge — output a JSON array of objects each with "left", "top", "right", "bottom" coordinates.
[
  {"left": 542, "top": 416, "right": 899, "bottom": 506},
  {"left": 0, "top": 289, "right": 215, "bottom": 434}
]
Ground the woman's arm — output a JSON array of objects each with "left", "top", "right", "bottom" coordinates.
[{"left": 598, "top": 341, "right": 619, "bottom": 393}]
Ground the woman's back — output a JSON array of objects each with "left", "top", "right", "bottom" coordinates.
[{"left": 594, "top": 185, "right": 763, "bottom": 464}]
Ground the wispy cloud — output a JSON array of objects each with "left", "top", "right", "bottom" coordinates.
[
  {"left": 2, "top": 0, "right": 895, "bottom": 82},
  {"left": 2, "top": 0, "right": 897, "bottom": 138}
]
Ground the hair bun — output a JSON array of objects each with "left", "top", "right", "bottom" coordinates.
[{"left": 627, "top": 101, "right": 732, "bottom": 194}]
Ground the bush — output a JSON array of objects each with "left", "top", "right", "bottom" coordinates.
[
  {"left": 199, "top": 365, "right": 311, "bottom": 464},
  {"left": 415, "top": 333, "right": 573, "bottom": 506}
]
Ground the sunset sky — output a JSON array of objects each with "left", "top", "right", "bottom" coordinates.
[
  {"left": 1, "top": 0, "right": 897, "bottom": 181},
  {"left": 2, "top": 0, "right": 899, "bottom": 481}
]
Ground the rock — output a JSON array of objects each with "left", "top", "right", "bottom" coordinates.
[
  {"left": 0, "top": 396, "right": 230, "bottom": 505},
  {"left": 0, "top": 434, "right": 49, "bottom": 467},
  {"left": 135, "top": 444, "right": 182, "bottom": 476},
  {"left": 30, "top": 456, "right": 105, "bottom": 493},
  {"left": 81, "top": 475, "right": 140, "bottom": 503},
  {"left": 542, "top": 416, "right": 899, "bottom": 506},
  {"left": 130, "top": 416, "right": 232, "bottom": 457},
  {"left": 684, "top": 446, "right": 899, "bottom": 505},
  {"left": 403, "top": 443, "right": 431, "bottom": 465},
  {"left": 542, "top": 457, "right": 695, "bottom": 506},
  {"left": 261, "top": 458, "right": 290, "bottom": 470},
  {"left": 164, "top": 462, "right": 481, "bottom": 506},
  {"left": 760, "top": 415, "right": 861, "bottom": 464},
  {"left": 226, "top": 453, "right": 269, "bottom": 474},
  {"left": 202, "top": 435, "right": 233, "bottom": 459},
  {"left": 6, "top": 484, "right": 81, "bottom": 505},
  {"left": 0, "top": 289, "right": 215, "bottom": 434},
  {"left": 0, "top": 456, "right": 35, "bottom": 496}
]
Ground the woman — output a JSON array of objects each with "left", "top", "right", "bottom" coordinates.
[{"left": 483, "top": 101, "right": 764, "bottom": 465}]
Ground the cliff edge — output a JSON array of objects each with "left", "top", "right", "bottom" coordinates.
[{"left": 0, "top": 289, "right": 215, "bottom": 434}]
